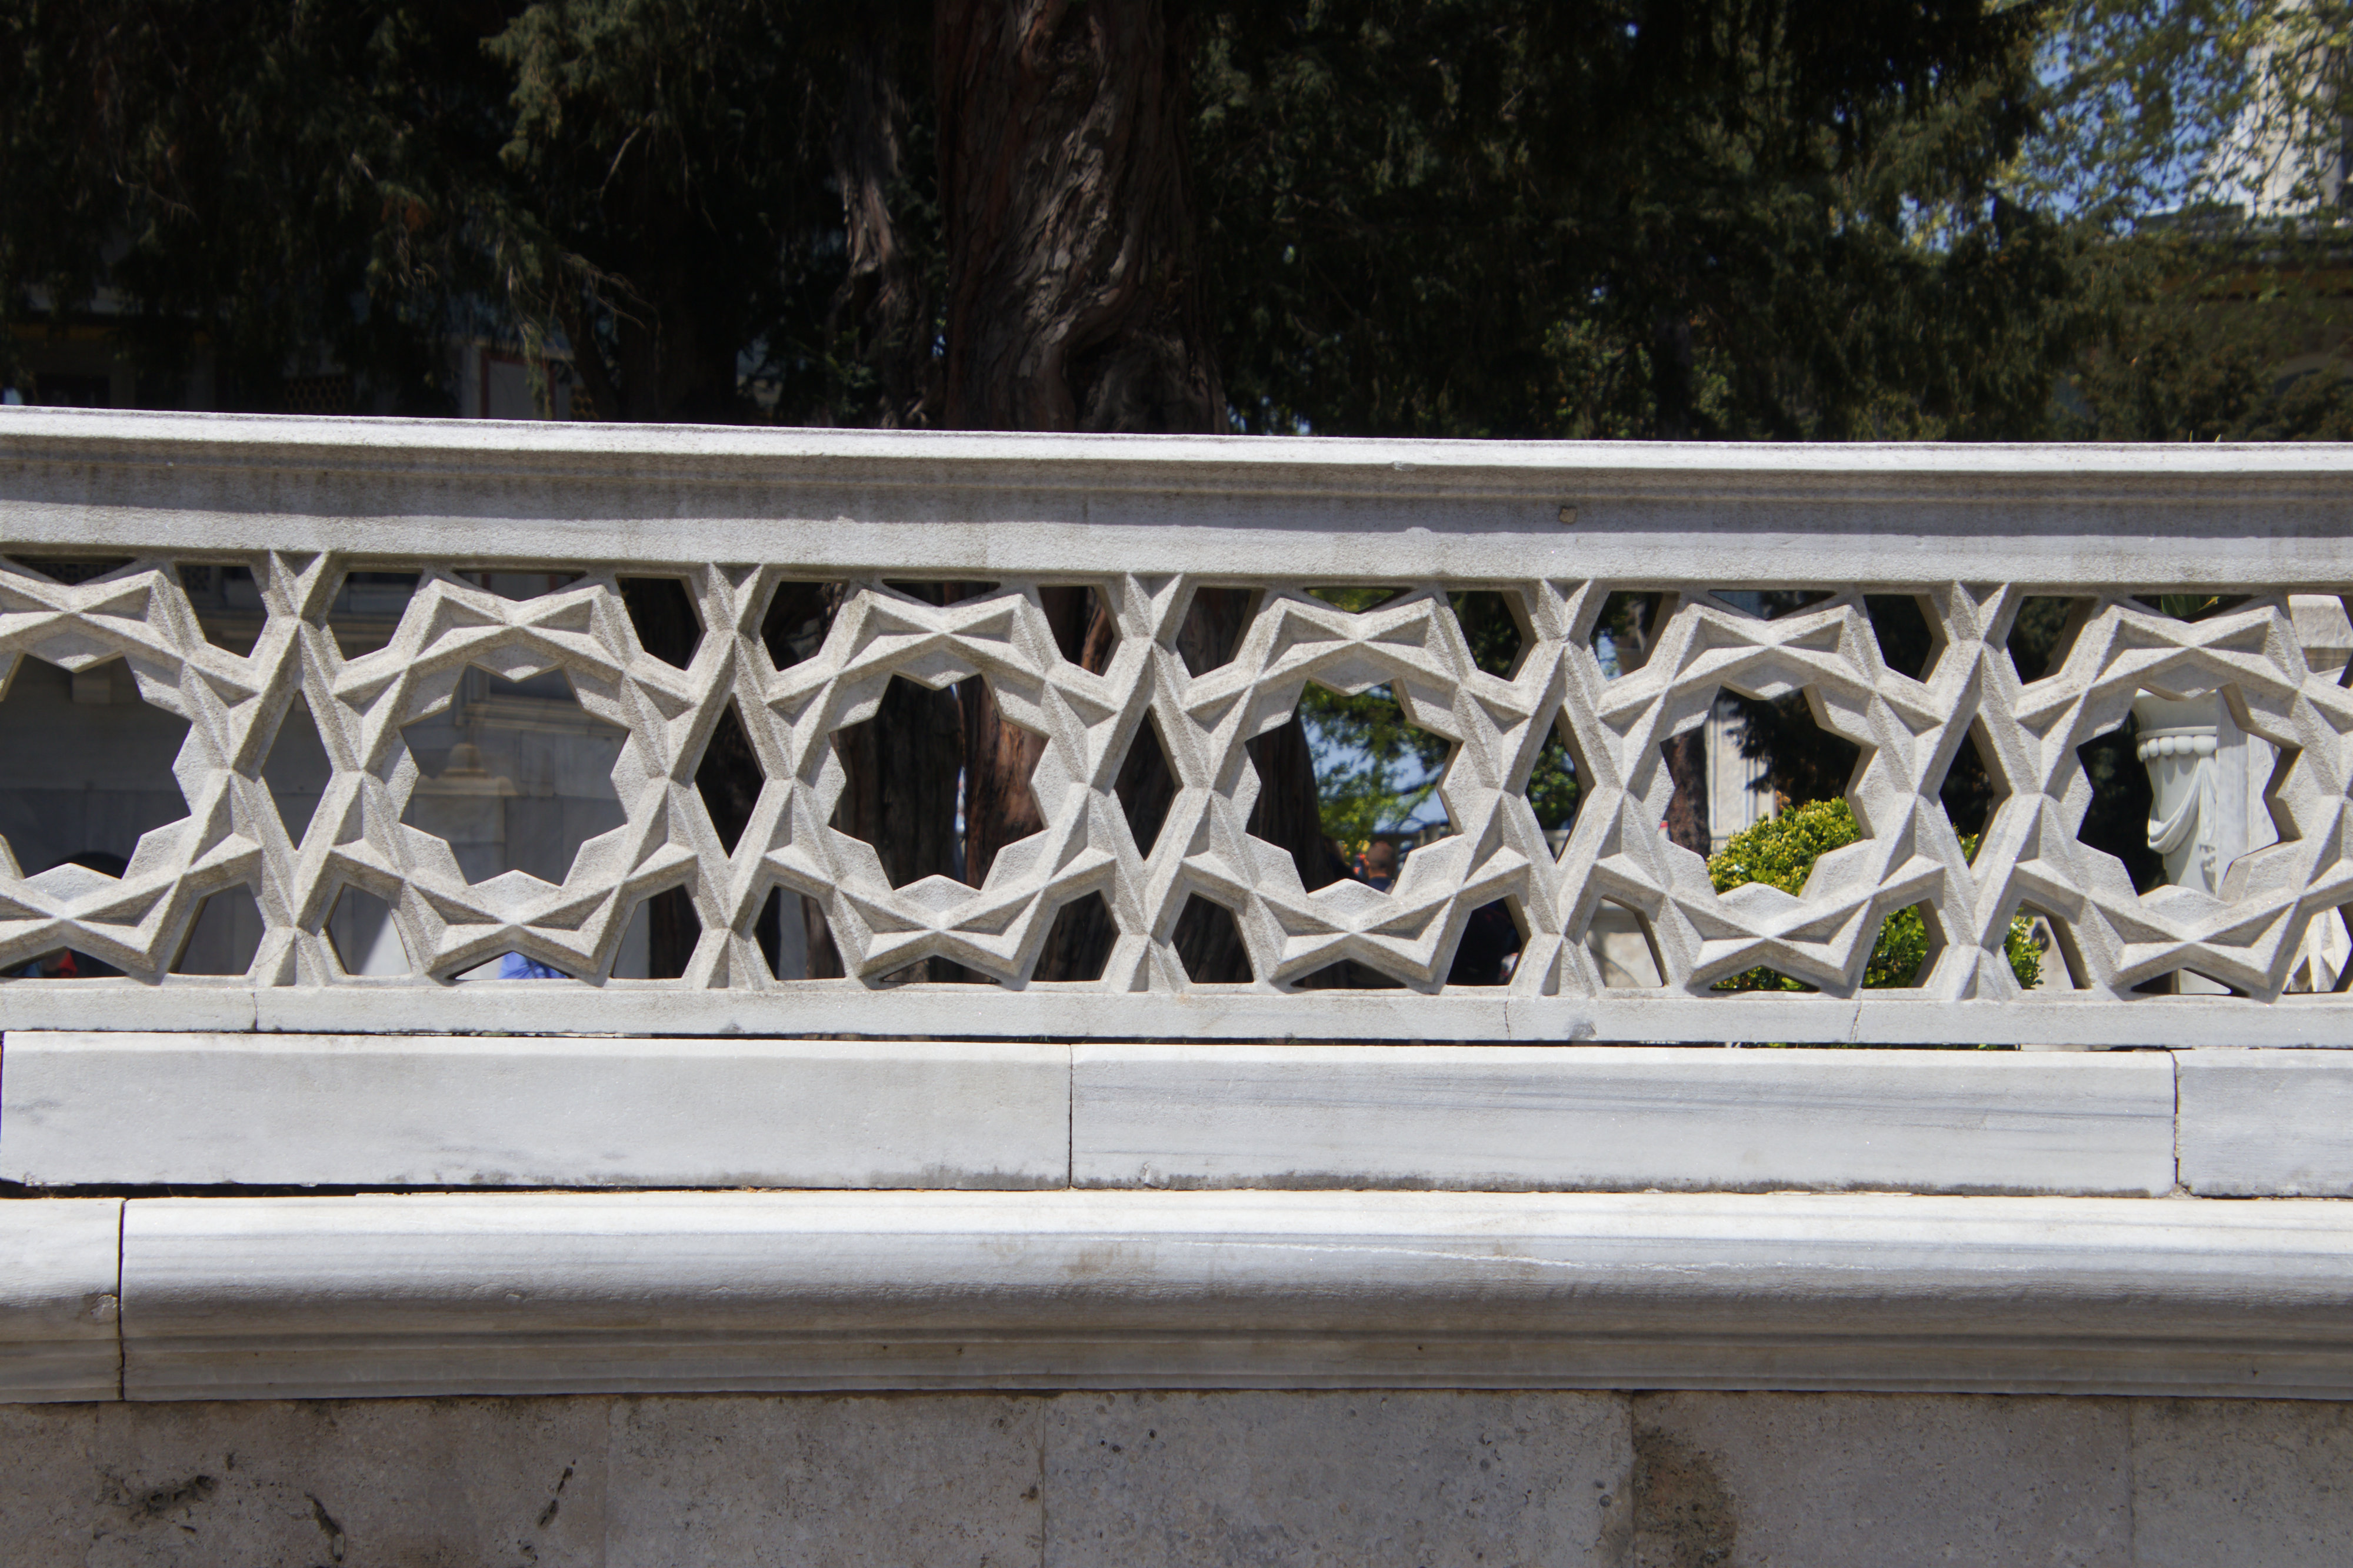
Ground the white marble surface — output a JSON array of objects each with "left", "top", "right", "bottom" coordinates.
[
  {"left": 2178, "top": 1048, "right": 2353, "bottom": 1196},
  {"left": 108, "top": 1189, "right": 2353, "bottom": 1400},
  {"left": 4, "top": 1034, "right": 2199, "bottom": 1194},
  {"left": 1073, "top": 1045, "right": 2177, "bottom": 1194},
  {"left": 1, "top": 1033, "right": 1068, "bottom": 1189},
  {"left": 0, "top": 1198, "right": 121, "bottom": 1402}
]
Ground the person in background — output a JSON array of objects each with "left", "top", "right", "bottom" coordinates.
[{"left": 1361, "top": 839, "right": 1398, "bottom": 892}]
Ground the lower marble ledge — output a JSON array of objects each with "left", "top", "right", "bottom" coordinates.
[
  {"left": 8, "top": 985, "right": 2353, "bottom": 1046},
  {"left": 1, "top": 1189, "right": 2345, "bottom": 1403},
  {"left": 3, "top": 1035, "right": 2177, "bottom": 1195}
]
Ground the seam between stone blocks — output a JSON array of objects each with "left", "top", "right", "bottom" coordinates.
[
  {"left": 114, "top": 1195, "right": 125, "bottom": 1402},
  {"left": 2171, "top": 1049, "right": 2182, "bottom": 1196}
]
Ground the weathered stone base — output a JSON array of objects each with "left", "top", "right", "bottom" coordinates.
[{"left": 5, "top": 1391, "right": 2348, "bottom": 1566}]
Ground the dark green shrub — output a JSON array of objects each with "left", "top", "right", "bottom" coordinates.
[{"left": 1708, "top": 797, "right": 2041, "bottom": 991}]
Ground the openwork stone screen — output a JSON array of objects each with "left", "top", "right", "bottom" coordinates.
[{"left": 5, "top": 411, "right": 2352, "bottom": 1047}]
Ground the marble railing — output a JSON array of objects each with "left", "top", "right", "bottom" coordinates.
[
  {"left": 14, "top": 412, "right": 2353, "bottom": 1406},
  {"left": 3, "top": 411, "right": 2353, "bottom": 1045}
]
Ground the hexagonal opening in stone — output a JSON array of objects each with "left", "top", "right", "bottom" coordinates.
[
  {"left": 1865, "top": 902, "right": 1942, "bottom": 987},
  {"left": 326, "top": 885, "right": 410, "bottom": 977},
  {"left": 1042, "top": 585, "right": 1120, "bottom": 671},
  {"left": 1301, "top": 679, "right": 1451, "bottom": 873},
  {"left": 172, "top": 885, "right": 262, "bottom": 976},
  {"left": 1033, "top": 890, "right": 1115, "bottom": 983},
  {"left": 2072, "top": 707, "right": 2164, "bottom": 896},
  {"left": 1715, "top": 589, "right": 1836, "bottom": 621},
  {"left": 2005, "top": 595, "right": 2094, "bottom": 685},
  {"left": 261, "top": 694, "right": 332, "bottom": 846},
  {"left": 1111, "top": 710, "right": 1177, "bottom": 862},
  {"left": 1305, "top": 584, "right": 1411, "bottom": 612},
  {"left": 454, "top": 950, "right": 588, "bottom": 982},
  {"left": 1587, "top": 898, "right": 1665, "bottom": 988},
  {"left": 2288, "top": 906, "right": 2353, "bottom": 993},
  {"left": 1294, "top": 958, "right": 1407, "bottom": 990},
  {"left": 1174, "top": 893, "right": 1252, "bottom": 983},
  {"left": 325, "top": 570, "right": 421, "bottom": 658},
  {"left": 178, "top": 562, "right": 268, "bottom": 656},
  {"left": 1445, "top": 897, "right": 1528, "bottom": 987},
  {"left": 2002, "top": 903, "right": 2082, "bottom": 991},
  {"left": 2074, "top": 680, "right": 2304, "bottom": 926},
  {"left": 11, "top": 556, "right": 135, "bottom": 586},
  {"left": 1935, "top": 720, "right": 2007, "bottom": 845},
  {"left": 1175, "top": 585, "right": 1258, "bottom": 678},
  {"left": 6, "top": 944, "right": 125, "bottom": 980},
  {"left": 693, "top": 702, "right": 762, "bottom": 858},
  {"left": 619, "top": 576, "right": 703, "bottom": 669},
  {"left": 831, "top": 673, "right": 995, "bottom": 890},
  {"left": 1863, "top": 593, "right": 1941, "bottom": 683},
  {"left": 2136, "top": 965, "right": 2244, "bottom": 997},
  {"left": 1988, "top": 903, "right": 2061, "bottom": 992},
  {"left": 398, "top": 665, "right": 628, "bottom": 888},
  {"left": 760, "top": 578, "right": 844, "bottom": 671},
  {"left": 753, "top": 885, "right": 813, "bottom": 980},
  {"left": 1712, "top": 959, "right": 1820, "bottom": 994},
  {"left": 1592, "top": 590, "right": 1672, "bottom": 679},
  {"left": 0, "top": 655, "right": 191, "bottom": 886},
  {"left": 616, "top": 886, "right": 701, "bottom": 979},
  {"left": 2129, "top": 592, "right": 2255, "bottom": 623},
  {"left": 456, "top": 568, "right": 585, "bottom": 601},
  {"left": 1671, "top": 685, "right": 1862, "bottom": 861},
  {"left": 1529, "top": 718, "right": 1585, "bottom": 852},
  {"left": 1449, "top": 590, "right": 1531, "bottom": 679}
]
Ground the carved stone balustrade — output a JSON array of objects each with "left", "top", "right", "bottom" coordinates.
[
  {"left": 7, "top": 411, "right": 2353, "bottom": 1407},
  {"left": 4, "top": 412, "right": 2353, "bottom": 1043}
]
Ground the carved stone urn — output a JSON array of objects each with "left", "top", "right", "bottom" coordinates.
[{"left": 2131, "top": 693, "right": 2226, "bottom": 896}]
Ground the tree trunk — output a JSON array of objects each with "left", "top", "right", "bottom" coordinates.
[
  {"left": 1662, "top": 729, "right": 1711, "bottom": 859},
  {"left": 831, "top": 18, "right": 936, "bottom": 427},
  {"left": 935, "top": 0, "right": 1224, "bottom": 433},
  {"left": 938, "top": 0, "right": 1339, "bottom": 982}
]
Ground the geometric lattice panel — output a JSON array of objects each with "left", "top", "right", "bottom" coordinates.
[{"left": 5, "top": 553, "right": 2349, "bottom": 1007}]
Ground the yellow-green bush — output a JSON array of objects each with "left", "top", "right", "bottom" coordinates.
[{"left": 1707, "top": 798, "right": 2041, "bottom": 992}]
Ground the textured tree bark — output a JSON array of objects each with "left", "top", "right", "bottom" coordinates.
[
  {"left": 1662, "top": 729, "right": 1711, "bottom": 859},
  {"left": 831, "top": 18, "right": 936, "bottom": 427},
  {"left": 830, "top": 668, "right": 967, "bottom": 983},
  {"left": 935, "top": 0, "right": 1224, "bottom": 434},
  {"left": 938, "top": 0, "right": 1338, "bottom": 982}
]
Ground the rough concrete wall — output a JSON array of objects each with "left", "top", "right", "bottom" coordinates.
[{"left": 4, "top": 1390, "right": 2349, "bottom": 1567}]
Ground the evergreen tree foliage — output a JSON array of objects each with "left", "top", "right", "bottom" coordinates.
[{"left": 6, "top": 0, "right": 2344, "bottom": 960}]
